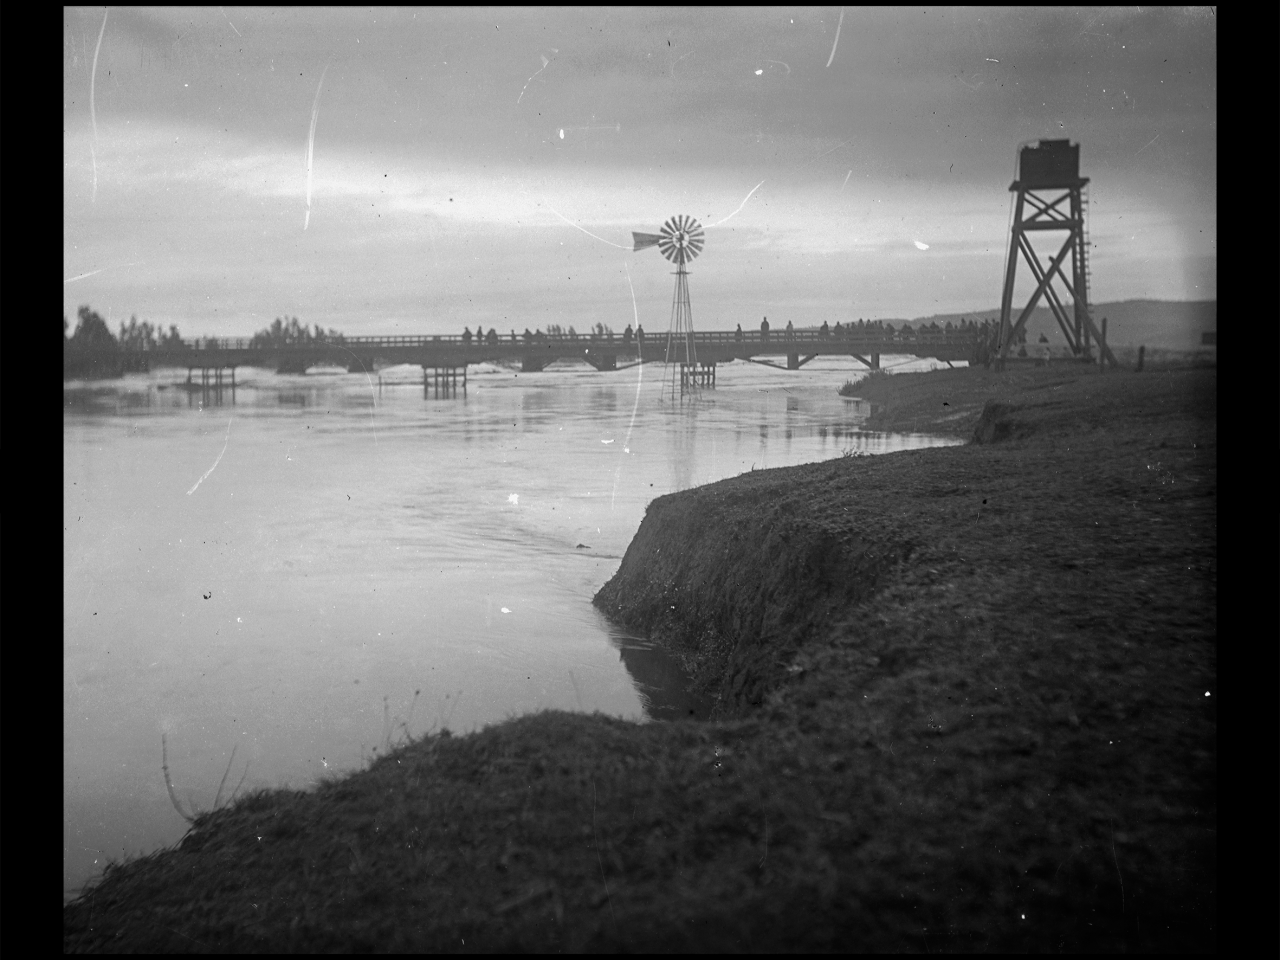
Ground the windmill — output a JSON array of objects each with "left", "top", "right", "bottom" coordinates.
[{"left": 633, "top": 215, "right": 705, "bottom": 399}]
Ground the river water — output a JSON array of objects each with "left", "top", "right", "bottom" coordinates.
[{"left": 63, "top": 355, "right": 963, "bottom": 898}]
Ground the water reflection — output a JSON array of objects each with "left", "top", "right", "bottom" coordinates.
[
  {"left": 606, "top": 627, "right": 716, "bottom": 721},
  {"left": 667, "top": 406, "right": 700, "bottom": 492}
]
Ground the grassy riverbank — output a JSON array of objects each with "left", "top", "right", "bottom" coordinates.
[{"left": 65, "top": 364, "right": 1215, "bottom": 952}]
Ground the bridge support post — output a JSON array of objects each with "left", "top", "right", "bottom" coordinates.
[
  {"left": 423, "top": 366, "right": 466, "bottom": 399},
  {"left": 787, "top": 353, "right": 800, "bottom": 370},
  {"left": 677, "top": 361, "right": 717, "bottom": 389}
]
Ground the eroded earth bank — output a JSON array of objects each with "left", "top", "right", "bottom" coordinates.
[{"left": 65, "top": 364, "right": 1215, "bottom": 952}]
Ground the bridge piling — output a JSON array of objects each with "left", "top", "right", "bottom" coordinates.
[
  {"left": 423, "top": 365, "right": 466, "bottom": 399},
  {"left": 850, "top": 353, "right": 881, "bottom": 370},
  {"left": 677, "top": 361, "right": 716, "bottom": 390}
]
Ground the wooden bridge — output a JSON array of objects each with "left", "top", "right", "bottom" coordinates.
[{"left": 64, "top": 329, "right": 981, "bottom": 387}]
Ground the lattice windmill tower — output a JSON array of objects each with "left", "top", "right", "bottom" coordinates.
[{"left": 632, "top": 215, "right": 705, "bottom": 400}]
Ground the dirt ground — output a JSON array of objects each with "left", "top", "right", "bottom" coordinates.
[{"left": 65, "top": 364, "right": 1215, "bottom": 953}]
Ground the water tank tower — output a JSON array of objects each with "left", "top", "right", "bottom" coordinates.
[{"left": 996, "top": 140, "right": 1114, "bottom": 367}]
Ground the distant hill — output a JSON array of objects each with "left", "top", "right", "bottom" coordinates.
[{"left": 893, "top": 300, "right": 1215, "bottom": 350}]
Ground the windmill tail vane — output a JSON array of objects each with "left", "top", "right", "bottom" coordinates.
[{"left": 632, "top": 232, "right": 663, "bottom": 252}]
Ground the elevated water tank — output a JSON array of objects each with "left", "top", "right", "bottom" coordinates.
[{"left": 1016, "top": 139, "right": 1083, "bottom": 188}]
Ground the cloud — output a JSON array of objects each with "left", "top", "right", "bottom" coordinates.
[{"left": 63, "top": 7, "right": 1214, "bottom": 335}]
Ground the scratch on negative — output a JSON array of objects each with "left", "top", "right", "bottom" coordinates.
[
  {"left": 90, "top": 8, "right": 109, "bottom": 202},
  {"left": 65, "top": 261, "right": 144, "bottom": 284},
  {"left": 706, "top": 180, "right": 764, "bottom": 228},
  {"left": 65, "top": 268, "right": 106, "bottom": 284},
  {"left": 544, "top": 204, "right": 630, "bottom": 249},
  {"left": 187, "top": 418, "right": 233, "bottom": 495},
  {"left": 611, "top": 263, "right": 644, "bottom": 509},
  {"left": 517, "top": 54, "right": 551, "bottom": 105},
  {"left": 825, "top": 7, "right": 845, "bottom": 69},
  {"left": 592, "top": 779, "right": 617, "bottom": 925},
  {"left": 220, "top": 7, "right": 242, "bottom": 37},
  {"left": 304, "top": 63, "right": 332, "bottom": 230}
]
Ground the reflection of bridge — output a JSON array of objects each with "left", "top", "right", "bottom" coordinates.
[{"left": 66, "top": 329, "right": 980, "bottom": 385}]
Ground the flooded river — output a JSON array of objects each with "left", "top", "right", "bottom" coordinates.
[{"left": 63, "top": 355, "right": 962, "bottom": 897}]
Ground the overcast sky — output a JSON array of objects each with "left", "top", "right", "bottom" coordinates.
[{"left": 64, "top": 6, "right": 1216, "bottom": 337}]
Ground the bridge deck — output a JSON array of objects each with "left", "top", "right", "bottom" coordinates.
[{"left": 67, "top": 330, "right": 980, "bottom": 372}]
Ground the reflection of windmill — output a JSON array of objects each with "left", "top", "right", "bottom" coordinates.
[{"left": 633, "top": 215, "right": 705, "bottom": 399}]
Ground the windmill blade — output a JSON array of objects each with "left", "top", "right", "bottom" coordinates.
[
  {"left": 632, "top": 232, "right": 663, "bottom": 252},
  {"left": 651, "top": 214, "right": 707, "bottom": 263}
]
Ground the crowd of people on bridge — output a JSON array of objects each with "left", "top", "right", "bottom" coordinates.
[
  {"left": 455, "top": 316, "right": 1003, "bottom": 359},
  {"left": 746, "top": 316, "right": 993, "bottom": 342},
  {"left": 461, "top": 327, "right": 507, "bottom": 346},
  {"left": 462, "top": 325, "right": 647, "bottom": 346}
]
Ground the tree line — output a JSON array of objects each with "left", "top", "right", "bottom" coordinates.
[
  {"left": 64, "top": 305, "right": 184, "bottom": 352},
  {"left": 248, "top": 316, "right": 345, "bottom": 348},
  {"left": 64, "top": 307, "right": 346, "bottom": 351}
]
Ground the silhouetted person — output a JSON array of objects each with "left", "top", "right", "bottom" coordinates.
[
  {"left": 820, "top": 320, "right": 829, "bottom": 338},
  {"left": 462, "top": 327, "right": 471, "bottom": 344},
  {"left": 623, "top": 325, "right": 633, "bottom": 344},
  {"left": 636, "top": 324, "right": 645, "bottom": 345},
  {"left": 786, "top": 320, "right": 794, "bottom": 340},
  {"left": 735, "top": 323, "right": 743, "bottom": 341},
  {"left": 760, "top": 317, "right": 770, "bottom": 342}
]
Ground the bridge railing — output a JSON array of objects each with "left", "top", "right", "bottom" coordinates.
[{"left": 116, "top": 329, "right": 983, "bottom": 353}]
